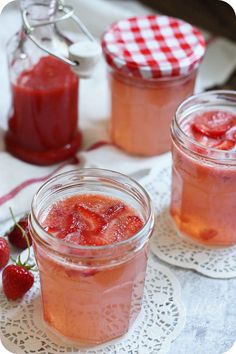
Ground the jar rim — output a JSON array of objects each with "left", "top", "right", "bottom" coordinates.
[
  {"left": 30, "top": 167, "right": 154, "bottom": 252},
  {"left": 172, "top": 90, "right": 236, "bottom": 164}
]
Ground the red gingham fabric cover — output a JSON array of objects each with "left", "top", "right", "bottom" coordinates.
[{"left": 102, "top": 15, "right": 206, "bottom": 79}]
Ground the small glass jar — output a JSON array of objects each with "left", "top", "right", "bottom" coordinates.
[
  {"left": 29, "top": 168, "right": 154, "bottom": 344},
  {"left": 5, "top": 0, "right": 81, "bottom": 165},
  {"left": 170, "top": 91, "right": 236, "bottom": 247},
  {"left": 102, "top": 15, "right": 205, "bottom": 156}
]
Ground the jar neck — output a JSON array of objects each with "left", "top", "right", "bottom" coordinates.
[
  {"left": 19, "top": 0, "right": 60, "bottom": 21},
  {"left": 110, "top": 66, "right": 197, "bottom": 89},
  {"left": 172, "top": 90, "right": 236, "bottom": 165}
]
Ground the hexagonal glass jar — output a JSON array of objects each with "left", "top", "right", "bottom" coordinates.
[{"left": 29, "top": 168, "right": 154, "bottom": 344}]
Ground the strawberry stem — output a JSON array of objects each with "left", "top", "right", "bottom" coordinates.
[
  {"left": 10, "top": 255, "right": 16, "bottom": 263},
  {"left": 9, "top": 207, "right": 36, "bottom": 270}
]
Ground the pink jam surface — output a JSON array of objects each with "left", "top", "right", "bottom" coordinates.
[
  {"left": 171, "top": 110, "right": 236, "bottom": 246},
  {"left": 34, "top": 194, "right": 147, "bottom": 344},
  {"left": 43, "top": 194, "right": 144, "bottom": 246}
]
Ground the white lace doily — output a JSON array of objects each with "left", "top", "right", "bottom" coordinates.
[
  {"left": 0, "top": 251, "right": 186, "bottom": 354},
  {"left": 141, "top": 163, "right": 236, "bottom": 279}
]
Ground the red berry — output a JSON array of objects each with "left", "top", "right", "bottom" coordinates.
[
  {"left": 0, "top": 237, "right": 10, "bottom": 269},
  {"left": 213, "top": 139, "right": 235, "bottom": 150},
  {"left": 76, "top": 205, "right": 107, "bottom": 233},
  {"left": 105, "top": 215, "right": 143, "bottom": 243},
  {"left": 192, "top": 111, "right": 235, "bottom": 138},
  {"left": 2, "top": 264, "right": 34, "bottom": 300},
  {"left": 124, "top": 215, "right": 144, "bottom": 237},
  {"left": 7, "top": 215, "right": 32, "bottom": 250},
  {"left": 103, "top": 203, "right": 126, "bottom": 220}
]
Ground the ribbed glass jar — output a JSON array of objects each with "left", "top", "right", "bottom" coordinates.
[
  {"left": 29, "top": 168, "right": 154, "bottom": 344},
  {"left": 170, "top": 90, "right": 236, "bottom": 247}
]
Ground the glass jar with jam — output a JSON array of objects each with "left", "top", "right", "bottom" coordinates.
[
  {"left": 170, "top": 90, "right": 236, "bottom": 247},
  {"left": 29, "top": 168, "right": 154, "bottom": 343},
  {"left": 102, "top": 15, "right": 205, "bottom": 156},
  {"left": 5, "top": 0, "right": 100, "bottom": 165}
]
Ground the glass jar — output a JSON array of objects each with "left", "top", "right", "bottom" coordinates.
[
  {"left": 5, "top": 0, "right": 81, "bottom": 165},
  {"left": 170, "top": 91, "right": 236, "bottom": 247},
  {"left": 29, "top": 168, "right": 154, "bottom": 344},
  {"left": 108, "top": 69, "right": 197, "bottom": 155},
  {"left": 102, "top": 15, "right": 205, "bottom": 156}
]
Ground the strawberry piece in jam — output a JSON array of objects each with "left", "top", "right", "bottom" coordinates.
[
  {"left": 64, "top": 232, "right": 87, "bottom": 245},
  {"left": 43, "top": 194, "right": 143, "bottom": 246},
  {"left": 103, "top": 203, "right": 126, "bottom": 220},
  {"left": 192, "top": 111, "right": 235, "bottom": 138},
  {"left": 226, "top": 125, "right": 236, "bottom": 142},
  {"left": 199, "top": 229, "right": 218, "bottom": 241},
  {"left": 122, "top": 215, "right": 144, "bottom": 237},
  {"left": 76, "top": 205, "right": 107, "bottom": 233},
  {"left": 104, "top": 214, "right": 143, "bottom": 244},
  {"left": 213, "top": 139, "right": 235, "bottom": 150}
]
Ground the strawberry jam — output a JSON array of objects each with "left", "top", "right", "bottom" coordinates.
[
  {"left": 5, "top": 56, "right": 81, "bottom": 165},
  {"left": 43, "top": 194, "right": 144, "bottom": 246},
  {"left": 190, "top": 110, "right": 236, "bottom": 150},
  {"left": 170, "top": 92, "right": 236, "bottom": 247}
]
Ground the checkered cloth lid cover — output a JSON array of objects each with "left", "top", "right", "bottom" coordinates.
[{"left": 102, "top": 15, "right": 206, "bottom": 79}]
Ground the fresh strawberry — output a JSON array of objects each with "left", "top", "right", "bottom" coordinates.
[
  {"left": 192, "top": 111, "right": 235, "bottom": 138},
  {"left": 7, "top": 214, "right": 32, "bottom": 250},
  {"left": 0, "top": 237, "right": 10, "bottom": 269},
  {"left": 2, "top": 208, "right": 37, "bottom": 301},
  {"left": 2, "top": 264, "right": 34, "bottom": 300}
]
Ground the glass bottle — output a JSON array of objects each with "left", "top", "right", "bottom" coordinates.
[{"left": 5, "top": 0, "right": 81, "bottom": 165}]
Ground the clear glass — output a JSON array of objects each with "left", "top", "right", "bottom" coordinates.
[
  {"left": 29, "top": 168, "right": 154, "bottom": 344},
  {"left": 170, "top": 90, "right": 236, "bottom": 247},
  {"left": 5, "top": 0, "right": 81, "bottom": 165},
  {"left": 107, "top": 68, "right": 197, "bottom": 156}
]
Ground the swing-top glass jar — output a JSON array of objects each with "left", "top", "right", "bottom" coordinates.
[
  {"left": 5, "top": 0, "right": 100, "bottom": 165},
  {"left": 102, "top": 15, "right": 205, "bottom": 156}
]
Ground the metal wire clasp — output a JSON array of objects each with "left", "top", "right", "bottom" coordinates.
[{"left": 22, "top": 2, "right": 96, "bottom": 68}]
